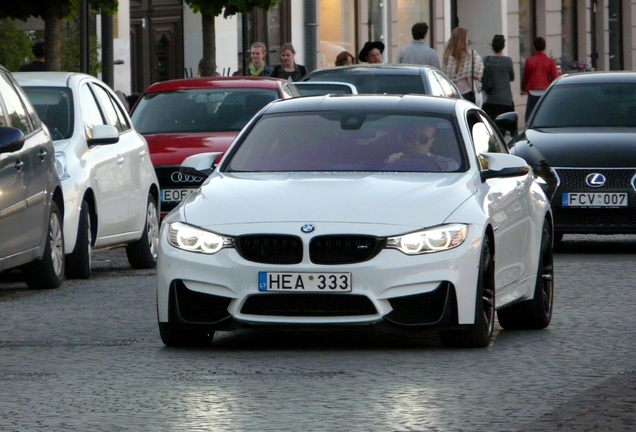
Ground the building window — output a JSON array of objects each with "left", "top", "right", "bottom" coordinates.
[
  {"left": 519, "top": 0, "right": 536, "bottom": 85},
  {"left": 318, "top": 0, "right": 357, "bottom": 68},
  {"left": 396, "top": 0, "right": 432, "bottom": 49},
  {"left": 560, "top": 0, "right": 577, "bottom": 69}
]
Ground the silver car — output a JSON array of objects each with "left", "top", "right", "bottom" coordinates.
[{"left": 0, "top": 65, "right": 65, "bottom": 289}]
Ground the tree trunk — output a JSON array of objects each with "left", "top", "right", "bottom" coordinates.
[
  {"left": 200, "top": 14, "right": 217, "bottom": 77},
  {"left": 42, "top": 4, "right": 62, "bottom": 71}
]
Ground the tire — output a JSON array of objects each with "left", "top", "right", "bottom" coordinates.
[
  {"left": 126, "top": 193, "right": 159, "bottom": 269},
  {"left": 23, "top": 202, "right": 65, "bottom": 289},
  {"left": 440, "top": 236, "right": 495, "bottom": 348},
  {"left": 159, "top": 323, "right": 215, "bottom": 347},
  {"left": 66, "top": 200, "right": 92, "bottom": 279},
  {"left": 498, "top": 220, "right": 554, "bottom": 329}
]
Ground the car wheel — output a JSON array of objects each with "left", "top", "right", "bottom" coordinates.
[
  {"left": 497, "top": 220, "right": 554, "bottom": 329},
  {"left": 126, "top": 193, "right": 159, "bottom": 269},
  {"left": 159, "top": 323, "right": 215, "bottom": 347},
  {"left": 440, "top": 236, "right": 495, "bottom": 348},
  {"left": 23, "top": 202, "right": 65, "bottom": 289},
  {"left": 66, "top": 200, "right": 92, "bottom": 279}
]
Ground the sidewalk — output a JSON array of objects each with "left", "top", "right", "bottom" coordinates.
[{"left": 519, "top": 369, "right": 636, "bottom": 431}]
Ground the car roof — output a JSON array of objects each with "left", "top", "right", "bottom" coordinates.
[
  {"left": 261, "top": 93, "right": 458, "bottom": 116},
  {"left": 13, "top": 71, "right": 95, "bottom": 87},
  {"left": 304, "top": 64, "right": 438, "bottom": 79},
  {"left": 555, "top": 71, "right": 636, "bottom": 85},
  {"left": 140, "top": 77, "right": 290, "bottom": 94}
]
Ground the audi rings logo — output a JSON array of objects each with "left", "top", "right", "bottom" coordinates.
[
  {"left": 301, "top": 224, "right": 315, "bottom": 233},
  {"left": 171, "top": 171, "right": 202, "bottom": 183},
  {"left": 585, "top": 173, "right": 606, "bottom": 188}
]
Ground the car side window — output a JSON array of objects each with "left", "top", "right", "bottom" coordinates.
[
  {"left": 0, "top": 72, "right": 32, "bottom": 134},
  {"left": 468, "top": 111, "right": 500, "bottom": 170},
  {"left": 432, "top": 71, "right": 460, "bottom": 98},
  {"left": 80, "top": 82, "right": 107, "bottom": 139},
  {"left": 427, "top": 70, "right": 444, "bottom": 96},
  {"left": 90, "top": 84, "right": 125, "bottom": 132}
]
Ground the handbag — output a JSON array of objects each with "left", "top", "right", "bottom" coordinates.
[
  {"left": 461, "top": 51, "right": 476, "bottom": 103},
  {"left": 482, "top": 56, "right": 495, "bottom": 94}
]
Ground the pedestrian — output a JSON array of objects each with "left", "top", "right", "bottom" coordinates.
[
  {"left": 19, "top": 41, "right": 47, "bottom": 72},
  {"left": 481, "top": 34, "right": 515, "bottom": 121},
  {"left": 442, "top": 27, "right": 483, "bottom": 104},
  {"left": 335, "top": 50, "right": 355, "bottom": 66},
  {"left": 522, "top": 36, "right": 558, "bottom": 122},
  {"left": 245, "top": 41, "right": 272, "bottom": 77},
  {"left": 358, "top": 41, "right": 384, "bottom": 64},
  {"left": 270, "top": 43, "right": 307, "bottom": 81},
  {"left": 397, "top": 22, "right": 440, "bottom": 68}
]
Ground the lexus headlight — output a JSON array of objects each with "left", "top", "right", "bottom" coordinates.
[
  {"left": 167, "top": 222, "right": 233, "bottom": 254},
  {"left": 386, "top": 224, "right": 468, "bottom": 255}
]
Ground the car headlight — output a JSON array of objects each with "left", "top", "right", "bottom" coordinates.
[
  {"left": 386, "top": 224, "right": 468, "bottom": 255},
  {"left": 55, "top": 151, "right": 69, "bottom": 180},
  {"left": 167, "top": 222, "right": 234, "bottom": 254}
]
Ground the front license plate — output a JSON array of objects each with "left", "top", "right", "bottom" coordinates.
[
  {"left": 162, "top": 188, "right": 196, "bottom": 203},
  {"left": 258, "top": 272, "right": 352, "bottom": 292},
  {"left": 562, "top": 192, "right": 628, "bottom": 208}
]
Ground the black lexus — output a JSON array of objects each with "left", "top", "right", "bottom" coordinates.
[{"left": 507, "top": 72, "right": 636, "bottom": 241}]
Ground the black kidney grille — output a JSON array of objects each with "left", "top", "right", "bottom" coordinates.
[
  {"left": 241, "top": 293, "right": 377, "bottom": 316},
  {"left": 236, "top": 235, "right": 303, "bottom": 264},
  {"left": 310, "top": 235, "right": 384, "bottom": 264}
]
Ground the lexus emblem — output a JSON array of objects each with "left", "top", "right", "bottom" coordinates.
[
  {"left": 301, "top": 224, "right": 315, "bottom": 233},
  {"left": 585, "top": 173, "right": 606, "bottom": 188}
]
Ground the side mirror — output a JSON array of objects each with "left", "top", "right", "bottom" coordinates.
[
  {"left": 88, "top": 124, "right": 119, "bottom": 145},
  {"left": 495, "top": 112, "right": 518, "bottom": 137},
  {"left": 0, "top": 126, "right": 26, "bottom": 154},
  {"left": 180, "top": 152, "right": 224, "bottom": 177}
]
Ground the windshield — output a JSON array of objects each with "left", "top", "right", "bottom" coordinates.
[
  {"left": 531, "top": 83, "right": 636, "bottom": 128},
  {"left": 131, "top": 89, "right": 279, "bottom": 134},
  {"left": 225, "top": 112, "right": 464, "bottom": 173},
  {"left": 22, "top": 87, "right": 73, "bottom": 140},
  {"left": 307, "top": 72, "right": 425, "bottom": 94}
]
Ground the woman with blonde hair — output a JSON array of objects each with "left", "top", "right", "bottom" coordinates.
[{"left": 442, "top": 27, "right": 483, "bottom": 104}]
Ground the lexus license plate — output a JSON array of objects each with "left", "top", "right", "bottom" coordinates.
[{"left": 562, "top": 192, "right": 628, "bottom": 208}]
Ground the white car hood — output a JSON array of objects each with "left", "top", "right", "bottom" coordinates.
[{"left": 180, "top": 172, "right": 476, "bottom": 234}]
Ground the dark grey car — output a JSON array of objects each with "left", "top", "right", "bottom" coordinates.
[
  {"left": 302, "top": 64, "right": 462, "bottom": 98},
  {"left": 0, "top": 65, "right": 65, "bottom": 289}
]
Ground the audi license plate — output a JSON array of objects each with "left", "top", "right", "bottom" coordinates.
[
  {"left": 258, "top": 272, "right": 352, "bottom": 292},
  {"left": 162, "top": 188, "right": 196, "bottom": 203},
  {"left": 562, "top": 192, "right": 628, "bottom": 208}
]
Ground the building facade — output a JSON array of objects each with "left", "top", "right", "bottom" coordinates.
[{"left": 109, "top": 0, "right": 636, "bottom": 116}]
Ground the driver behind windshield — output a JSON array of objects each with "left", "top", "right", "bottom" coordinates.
[{"left": 385, "top": 120, "right": 459, "bottom": 170}]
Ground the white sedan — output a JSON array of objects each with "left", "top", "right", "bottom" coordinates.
[
  {"left": 157, "top": 94, "right": 554, "bottom": 348},
  {"left": 15, "top": 72, "right": 160, "bottom": 279}
]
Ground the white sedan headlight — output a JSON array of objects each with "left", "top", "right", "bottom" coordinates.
[
  {"left": 55, "top": 151, "right": 69, "bottom": 180},
  {"left": 167, "top": 222, "right": 233, "bottom": 254},
  {"left": 386, "top": 224, "right": 468, "bottom": 255}
]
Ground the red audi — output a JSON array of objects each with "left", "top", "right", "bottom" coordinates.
[{"left": 131, "top": 77, "right": 301, "bottom": 218}]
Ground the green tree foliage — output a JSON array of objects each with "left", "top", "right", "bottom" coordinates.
[
  {"left": 0, "top": 0, "right": 116, "bottom": 71},
  {"left": 184, "top": 0, "right": 281, "bottom": 77},
  {"left": 0, "top": 19, "right": 34, "bottom": 71}
]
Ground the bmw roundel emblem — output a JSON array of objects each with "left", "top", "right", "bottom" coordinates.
[
  {"left": 301, "top": 224, "right": 315, "bottom": 233},
  {"left": 585, "top": 173, "right": 606, "bottom": 188}
]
